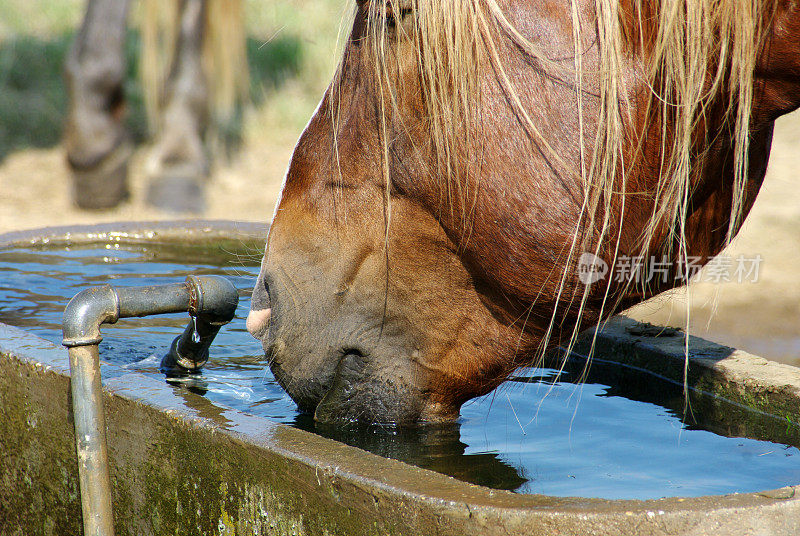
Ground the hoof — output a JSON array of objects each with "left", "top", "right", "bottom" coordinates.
[
  {"left": 69, "top": 140, "right": 133, "bottom": 210},
  {"left": 145, "top": 173, "right": 206, "bottom": 214}
]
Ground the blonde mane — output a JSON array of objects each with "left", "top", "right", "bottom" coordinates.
[{"left": 345, "top": 0, "right": 774, "bottom": 362}]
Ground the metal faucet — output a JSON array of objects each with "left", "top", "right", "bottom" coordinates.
[{"left": 62, "top": 275, "right": 238, "bottom": 536}]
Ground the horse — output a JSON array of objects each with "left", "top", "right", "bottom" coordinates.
[
  {"left": 246, "top": 0, "right": 800, "bottom": 425},
  {"left": 63, "top": 0, "right": 248, "bottom": 211}
]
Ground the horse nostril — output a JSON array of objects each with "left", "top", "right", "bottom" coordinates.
[
  {"left": 251, "top": 275, "right": 271, "bottom": 311},
  {"left": 246, "top": 308, "right": 271, "bottom": 339},
  {"left": 248, "top": 271, "right": 272, "bottom": 339}
]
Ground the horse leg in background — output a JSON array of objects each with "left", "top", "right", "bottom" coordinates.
[
  {"left": 64, "top": 0, "right": 133, "bottom": 210},
  {"left": 145, "top": 0, "right": 209, "bottom": 214}
]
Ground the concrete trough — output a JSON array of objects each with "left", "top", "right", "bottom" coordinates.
[{"left": 1, "top": 221, "right": 798, "bottom": 535}]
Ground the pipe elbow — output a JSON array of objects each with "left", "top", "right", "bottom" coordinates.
[
  {"left": 62, "top": 285, "right": 120, "bottom": 347},
  {"left": 186, "top": 275, "right": 239, "bottom": 325}
]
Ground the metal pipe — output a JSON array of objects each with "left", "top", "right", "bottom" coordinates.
[
  {"left": 160, "top": 275, "right": 239, "bottom": 372},
  {"left": 68, "top": 344, "right": 114, "bottom": 536},
  {"left": 62, "top": 275, "right": 238, "bottom": 536}
]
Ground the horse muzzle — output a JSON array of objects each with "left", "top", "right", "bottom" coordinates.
[{"left": 246, "top": 263, "right": 438, "bottom": 425}]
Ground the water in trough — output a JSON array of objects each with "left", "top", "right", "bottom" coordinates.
[{"left": 0, "top": 243, "right": 798, "bottom": 500}]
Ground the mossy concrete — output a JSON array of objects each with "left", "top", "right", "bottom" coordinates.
[
  {"left": 1, "top": 222, "right": 799, "bottom": 535},
  {"left": 577, "top": 316, "right": 800, "bottom": 427},
  {"left": 0, "top": 219, "right": 269, "bottom": 259}
]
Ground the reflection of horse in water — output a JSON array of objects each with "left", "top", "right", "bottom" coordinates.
[
  {"left": 247, "top": 0, "right": 800, "bottom": 425},
  {"left": 64, "top": 0, "right": 248, "bottom": 212},
  {"left": 303, "top": 417, "right": 527, "bottom": 490}
]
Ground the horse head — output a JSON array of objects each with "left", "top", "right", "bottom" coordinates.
[{"left": 248, "top": 0, "right": 800, "bottom": 425}]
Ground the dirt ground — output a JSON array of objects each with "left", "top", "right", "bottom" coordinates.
[
  {"left": 0, "top": 136, "right": 290, "bottom": 232},
  {"left": 0, "top": 110, "right": 798, "bottom": 365}
]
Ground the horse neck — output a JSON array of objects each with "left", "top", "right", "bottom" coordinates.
[{"left": 752, "top": 0, "right": 800, "bottom": 126}]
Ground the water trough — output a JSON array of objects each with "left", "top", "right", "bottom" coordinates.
[{"left": 1, "top": 220, "right": 798, "bottom": 535}]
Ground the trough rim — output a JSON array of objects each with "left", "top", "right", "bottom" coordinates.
[{"left": 1, "top": 219, "right": 798, "bottom": 522}]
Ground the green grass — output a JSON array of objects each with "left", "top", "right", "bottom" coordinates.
[
  {"left": 0, "top": 0, "right": 84, "bottom": 39},
  {"left": 0, "top": 0, "right": 345, "bottom": 162},
  {"left": 0, "top": 34, "right": 74, "bottom": 160}
]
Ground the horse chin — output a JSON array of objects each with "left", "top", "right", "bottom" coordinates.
[
  {"left": 271, "top": 347, "right": 456, "bottom": 426},
  {"left": 313, "top": 351, "right": 424, "bottom": 426},
  {"left": 262, "top": 328, "right": 461, "bottom": 425}
]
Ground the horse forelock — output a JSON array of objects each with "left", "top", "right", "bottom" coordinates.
[{"left": 334, "top": 0, "right": 770, "bottom": 229}]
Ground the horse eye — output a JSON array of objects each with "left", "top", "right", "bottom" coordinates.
[{"left": 385, "top": 5, "right": 413, "bottom": 28}]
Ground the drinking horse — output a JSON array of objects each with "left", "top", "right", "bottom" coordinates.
[{"left": 247, "top": 0, "right": 800, "bottom": 424}]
